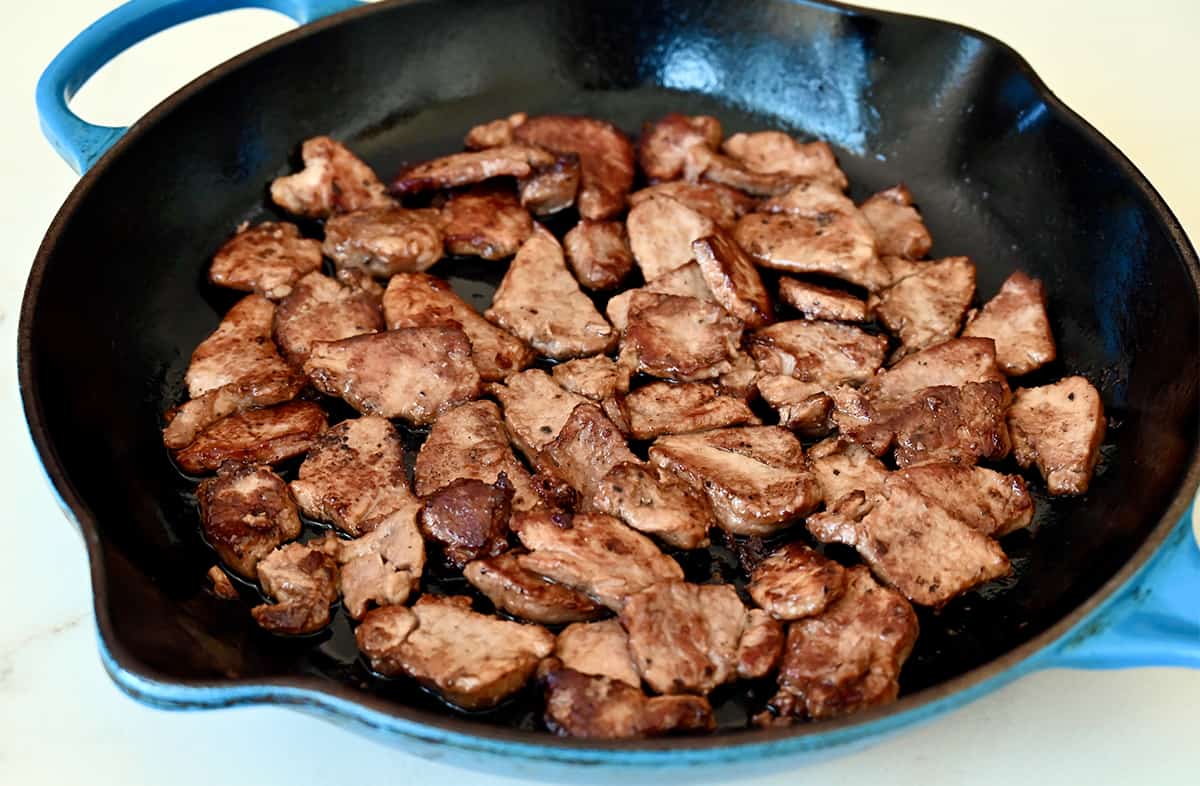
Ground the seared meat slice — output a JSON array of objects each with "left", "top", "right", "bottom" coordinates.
[
  {"left": 464, "top": 552, "right": 604, "bottom": 624},
  {"left": 691, "top": 232, "right": 773, "bottom": 328},
  {"left": 626, "top": 196, "right": 716, "bottom": 282},
  {"left": 512, "top": 510, "right": 683, "bottom": 610},
  {"left": 196, "top": 463, "right": 302, "bottom": 579},
  {"left": 440, "top": 186, "right": 533, "bottom": 260},
  {"left": 717, "top": 353, "right": 762, "bottom": 401},
  {"left": 807, "top": 473, "right": 1011, "bottom": 606},
  {"left": 695, "top": 148, "right": 803, "bottom": 197},
  {"left": 174, "top": 401, "right": 327, "bottom": 474},
  {"left": 720, "top": 131, "right": 849, "bottom": 190},
  {"left": 806, "top": 437, "right": 889, "bottom": 511},
  {"left": 555, "top": 619, "right": 639, "bottom": 686},
  {"left": 962, "top": 271, "right": 1057, "bottom": 375},
  {"left": 551, "top": 355, "right": 630, "bottom": 402},
  {"left": 619, "top": 293, "right": 743, "bottom": 382},
  {"left": 270, "top": 136, "right": 393, "bottom": 218},
  {"left": 163, "top": 372, "right": 306, "bottom": 450},
  {"left": 273, "top": 271, "right": 384, "bottom": 366},
  {"left": 332, "top": 500, "right": 425, "bottom": 619},
  {"left": 650, "top": 426, "right": 823, "bottom": 536},
  {"left": 391, "top": 144, "right": 556, "bottom": 193},
  {"left": 413, "top": 401, "right": 538, "bottom": 511},
  {"left": 749, "top": 320, "right": 888, "bottom": 387},
  {"left": 860, "top": 337, "right": 1006, "bottom": 407},
  {"left": 513, "top": 115, "right": 635, "bottom": 220},
  {"left": 464, "top": 112, "right": 528, "bottom": 149},
  {"left": 897, "top": 463, "right": 1034, "bottom": 537},
  {"left": 489, "top": 369, "right": 590, "bottom": 460},
  {"left": 322, "top": 206, "right": 444, "bottom": 277},
  {"left": 355, "top": 595, "right": 554, "bottom": 710},
  {"left": 734, "top": 211, "right": 889, "bottom": 293},
  {"left": 777, "top": 277, "right": 868, "bottom": 322},
  {"left": 587, "top": 461, "right": 714, "bottom": 550},
  {"left": 304, "top": 327, "right": 481, "bottom": 425},
  {"left": 871, "top": 256, "right": 976, "bottom": 355},
  {"left": 518, "top": 152, "right": 581, "bottom": 216},
  {"left": 622, "top": 382, "right": 759, "bottom": 440},
  {"left": 748, "top": 543, "right": 847, "bottom": 621},
  {"left": 764, "top": 566, "right": 918, "bottom": 722},
  {"left": 636, "top": 113, "right": 723, "bottom": 181},
  {"left": 485, "top": 226, "right": 617, "bottom": 359},
  {"left": 289, "top": 416, "right": 413, "bottom": 536},
  {"left": 605, "top": 261, "right": 715, "bottom": 332},
  {"left": 251, "top": 542, "right": 339, "bottom": 634},
  {"left": 209, "top": 222, "right": 322, "bottom": 300},
  {"left": 383, "top": 272, "right": 535, "bottom": 382},
  {"left": 540, "top": 661, "right": 715, "bottom": 738},
  {"left": 563, "top": 220, "right": 634, "bottom": 291},
  {"left": 756, "top": 375, "right": 832, "bottom": 437},
  {"left": 860, "top": 185, "right": 933, "bottom": 260},
  {"left": 419, "top": 476, "right": 513, "bottom": 567},
  {"left": 628, "top": 181, "right": 757, "bottom": 229},
  {"left": 620, "top": 580, "right": 783, "bottom": 695},
  {"left": 536, "top": 403, "right": 639, "bottom": 498},
  {"left": 1008, "top": 376, "right": 1106, "bottom": 495},
  {"left": 207, "top": 565, "right": 239, "bottom": 600},
  {"left": 185, "top": 294, "right": 294, "bottom": 398}
]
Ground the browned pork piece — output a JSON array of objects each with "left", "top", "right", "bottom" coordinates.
[
  {"left": 551, "top": 355, "right": 631, "bottom": 402},
  {"left": 762, "top": 566, "right": 918, "bottom": 722},
  {"left": 717, "top": 353, "right": 762, "bottom": 400},
  {"left": 464, "top": 552, "right": 604, "bottom": 624},
  {"left": 419, "top": 476, "right": 513, "bottom": 567},
  {"left": 748, "top": 542, "right": 847, "bottom": 621},
  {"left": 270, "top": 136, "right": 394, "bottom": 218},
  {"left": 620, "top": 580, "right": 784, "bottom": 695},
  {"left": 391, "top": 144, "right": 557, "bottom": 193},
  {"left": 185, "top": 294, "right": 295, "bottom": 398},
  {"left": 755, "top": 375, "right": 833, "bottom": 437},
  {"left": 621, "top": 382, "right": 760, "bottom": 440},
  {"left": 605, "top": 261, "right": 716, "bottom": 332},
  {"left": 540, "top": 660, "right": 715, "bottom": 738},
  {"left": 330, "top": 500, "right": 425, "bottom": 619},
  {"left": 289, "top": 416, "right": 413, "bottom": 536},
  {"left": 628, "top": 181, "right": 757, "bottom": 229},
  {"left": 488, "top": 369, "right": 590, "bottom": 460},
  {"left": 1007, "top": 376, "right": 1106, "bottom": 495},
  {"left": 251, "top": 541, "right": 340, "bottom": 634},
  {"left": 871, "top": 256, "right": 976, "bottom": 355},
  {"left": 511, "top": 510, "right": 684, "bottom": 610},
  {"left": 465, "top": 112, "right": 528, "bottom": 149},
  {"left": 619, "top": 293, "right": 743, "bottom": 381},
  {"left": 536, "top": 403, "right": 639, "bottom": 498},
  {"left": 777, "top": 277, "right": 868, "bottom": 322},
  {"left": 749, "top": 320, "right": 888, "bottom": 387},
  {"left": 627, "top": 195, "right": 718, "bottom": 282},
  {"left": 272, "top": 271, "right": 384, "bottom": 366},
  {"left": 196, "top": 463, "right": 302, "bottom": 579},
  {"left": 734, "top": 184, "right": 891, "bottom": 292},
  {"left": 383, "top": 272, "right": 535, "bottom": 381},
  {"left": 304, "top": 327, "right": 481, "bottom": 425},
  {"left": 650, "top": 426, "right": 823, "bottom": 536},
  {"left": 637, "top": 113, "right": 723, "bottom": 182},
  {"left": 512, "top": 115, "right": 635, "bottom": 220},
  {"left": 322, "top": 206, "right": 444, "bottom": 277},
  {"left": 720, "top": 131, "right": 849, "bottom": 190},
  {"left": 439, "top": 185, "right": 533, "bottom": 260},
  {"left": 691, "top": 231, "right": 773, "bottom": 328},
  {"left": 962, "top": 271, "right": 1057, "bottom": 376},
  {"left": 518, "top": 153, "right": 582, "bottom": 216},
  {"left": 587, "top": 461, "right": 715, "bottom": 550},
  {"left": 413, "top": 401, "right": 539, "bottom": 511},
  {"left": 806, "top": 437, "right": 889, "bottom": 511},
  {"left": 861, "top": 337, "right": 1007, "bottom": 406},
  {"left": 694, "top": 148, "right": 803, "bottom": 197},
  {"left": 896, "top": 463, "right": 1034, "bottom": 537},
  {"left": 555, "top": 619, "right": 640, "bottom": 687},
  {"left": 860, "top": 185, "right": 933, "bottom": 260},
  {"left": 485, "top": 226, "right": 618, "bottom": 359},
  {"left": 207, "top": 566, "right": 239, "bottom": 600},
  {"left": 807, "top": 473, "right": 1011, "bottom": 606},
  {"left": 563, "top": 220, "right": 634, "bottom": 291},
  {"left": 174, "top": 401, "right": 327, "bottom": 474},
  {"left": 163, "top": 373, "right": 307, "bottom": 451},
  {"left": 208, "top": 222, "right": 323, "bottom": 300},
  {"left": 355, "top": 596, "right": 555, "bottom": 710}
]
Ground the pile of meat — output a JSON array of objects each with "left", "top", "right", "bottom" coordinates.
[{"left": 166, "top": 111, "right": 1107, "bottom": 738}]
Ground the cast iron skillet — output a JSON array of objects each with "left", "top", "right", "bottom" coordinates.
[{"left": 24, "top": 0, "right": 1200, "bottom": 775}]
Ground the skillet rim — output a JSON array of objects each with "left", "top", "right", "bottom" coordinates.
[{"left": 18, "top": 0, "right": 1200, "bottom": 762}]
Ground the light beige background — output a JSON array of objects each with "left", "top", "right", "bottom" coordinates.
[{"left": 1, "top": 1, "right": 1195, "bottom": 784}]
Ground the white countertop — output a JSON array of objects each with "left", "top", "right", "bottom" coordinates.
[{"left": 1, "top": 1, "right": 1196, "bottom": 783}]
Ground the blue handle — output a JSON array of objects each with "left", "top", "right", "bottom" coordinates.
[
  {"left": 1044, "top": 489, "right": 1200, "bottom": 669},
  {"left": 36, "top": 0, "right": 364, "bottom": 174}
]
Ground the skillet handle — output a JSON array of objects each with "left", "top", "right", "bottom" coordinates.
[
  {"left": 1042, "top": 489, "right": 1200, "bottom": 670},
  {"left": 35, "top": 0, "right": 365, "bottom": 174}
]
